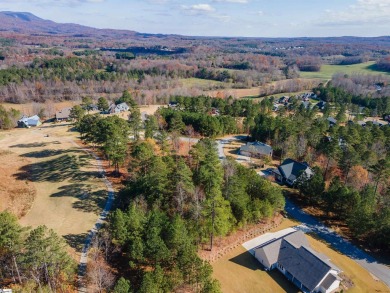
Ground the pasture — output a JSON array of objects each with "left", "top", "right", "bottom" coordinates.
[{"left": 300, "top": 61, "right": 390, "bottom": 80}]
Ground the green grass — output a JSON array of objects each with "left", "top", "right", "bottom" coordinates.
[{"left": 300, "top": 61, "right": 390, "bottom": 79}]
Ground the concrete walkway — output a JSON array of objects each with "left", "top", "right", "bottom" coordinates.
[{"left": 285, "top": 198, "right": 390, "bottom": 288}]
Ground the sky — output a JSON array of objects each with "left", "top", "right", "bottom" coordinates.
[{"left": 0, "top": 0, "right": 389, "bottom": 37}]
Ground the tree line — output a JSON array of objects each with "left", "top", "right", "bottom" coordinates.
[
  {"left": 0, "top": 212, "right": 75, "bottom": 291},
  {"left": 250, "top": 100, "right": 390, "bottom": 250}
]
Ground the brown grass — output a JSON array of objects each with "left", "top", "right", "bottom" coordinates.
[
  {"left": 0, "top": 123, "right": 108, "bottom": 259},
  {"left": 212, "top": 218, "right": 390, "bottom": 293},
  {"left": 0, "top": 149, "right": 36, "bottom": 217}
]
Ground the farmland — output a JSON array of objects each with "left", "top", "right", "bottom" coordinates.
[{"left": 300, "top": 61, "right": 390, "bottom": 80}]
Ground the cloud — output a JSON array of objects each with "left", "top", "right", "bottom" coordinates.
[
  {"left": 181, "top": 3, "right": 215, "bottom": 14},
  {"left": 320, "top": 0, "right": 390, "bottom": 26},
  {"left": 213, "top": 0, "right": 248, "bottom": 3}
]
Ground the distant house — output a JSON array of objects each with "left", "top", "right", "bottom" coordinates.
[
  {"left": 316, "top": 101, "right": 326, "bottom": 110},
  {"left": 357, "top": 120, "right": 366, "bottom": 127},
  {"left": 108, "top": 102, "right": 130, "bottom": 114},
  {"left": 18, "top": 115, "right": 42, "bottom": 128},
  {"left": 326, "top": 117, "right": 337, "bottom": 126},
  {"left": 278, "top": 96, "right": 289, "bottom": 104},
  {"left": 254, "top": 230, "right": 342, "bottom": 293},
  {"left": 210, "top": 107, "right": 220, "bottom": 116},
  {"left": 301, "top": 101, "right": 311, "bottom": 109},
  {"left": 168, "top": 101, "right": 179, "bottom": 108},
  {"left": 239, "top": 141, "right": 273, "bottom": 158},
  {"left": 273, "top": 158, "right": 313, "bottom": 186},
  {"left": 56, "top": 107, "right": 72, "bottom": 121}
]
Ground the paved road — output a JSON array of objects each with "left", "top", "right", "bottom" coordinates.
[{"left": 285, "top": 198, "right": 390, "bottom": 288}]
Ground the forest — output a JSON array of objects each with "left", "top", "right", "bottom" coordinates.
[{"left": 73, "top": 107, "right": 285, "bottom": 291}]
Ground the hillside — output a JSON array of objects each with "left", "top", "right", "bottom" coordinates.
[{"left": 0, "top": 11, "right": 138, "bottom": 38}]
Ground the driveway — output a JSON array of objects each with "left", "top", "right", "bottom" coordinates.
[{"left": 285, "top": 198, "right": 390, "bottom": 288}]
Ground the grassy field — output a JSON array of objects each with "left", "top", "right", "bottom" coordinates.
[
  {"left": 212, "top": 218, "right": 390, "bottom": 293},
  {"left": 0, "top": 123, "right": 107, "bottom": 258},
  {"left": 300, "top": 61, "right": 390, "bottom": 80},
  {"left": 180, "top": 77, "right": 227, "bottom": 88}
]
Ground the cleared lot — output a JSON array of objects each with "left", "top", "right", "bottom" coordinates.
[{"left": 0, "top": 123, "right": 107, "bottom": 257}]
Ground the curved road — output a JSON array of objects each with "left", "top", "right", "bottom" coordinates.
[
  {"left": 217, "top": 137, "right": 390, "bottom": 288},
  {"left": 285, "top": 198, "right": 390, "bottom": 288}
]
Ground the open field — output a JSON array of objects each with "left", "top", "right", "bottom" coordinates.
[
  {"left": 0, "top": 123, "right": 107, "bottom": 257},
  {"left": 213, "top": 218, "right": 390, "bottom": 293},
  {"left": 300, "top": 61, "right": 390, "bottom": 80},
  {"left": 180, "top": 77, "right": 227, "bottom": 89}
]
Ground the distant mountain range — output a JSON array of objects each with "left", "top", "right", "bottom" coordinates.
[{"left": 0, "top": 11, "right": 138, "bottom": 38}]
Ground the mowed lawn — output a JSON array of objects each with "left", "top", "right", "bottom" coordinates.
[
  {"left": 0, "top": 123, "right": 107, "bottom": 258},
  {"left": 212, "top": 219, "right": 390, "bottom": 293},
  {"left": 300, "top": 61, "right": 390, "bottom": 80}
]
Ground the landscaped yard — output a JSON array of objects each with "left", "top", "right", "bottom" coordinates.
[
  {"left": 300, "top": 61, "right": 390, "bottom": 80},
  {"left": 212, "top": 218, "right": 390, "bottom": 293}
]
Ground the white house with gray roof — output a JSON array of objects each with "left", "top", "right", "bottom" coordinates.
[
  {"left": 18, "top": 114, "right": 42, "bottom": 128},
  {"left": 108, "top": 102, "right": 130, "bottom": 114},
  {"left": 239, "top": 141, "right": 273, "bottom": 158},
  {"left": 254, "top": 230, "right": 341, "bottom": 293}
]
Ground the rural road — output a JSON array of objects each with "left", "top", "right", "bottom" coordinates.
[
  {"left": 68, "top": 140, "right": 115, "bottom": 293},
  {"left": 285, "top": 198, "right": 390, "bottom": 288}
]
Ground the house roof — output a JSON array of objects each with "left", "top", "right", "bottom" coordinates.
[
  {"left": 19, "top": 115, "right": 41, "bottom": 126},
  {"left": 278, "top": 241, "right": 334, "bottom": 291},
  {"left": 255, "top": 230, "right": 341, "bottom": 292},
  {"left": 320, "top": 273, "right": 340, "bottom": 289},
  {"left": 327, "top": 117, "right": 337, "bottom": 124},
  {"left": 278, "top": 159, "right": 313, "bottom": 182},
  {"left": 254, "top": 230, "right": 309, "bottom": 268},
  {"left": 55, "top": 107, "right": 71, "bottom": 119},
  {"left": 240, "top": 141, "right": 273, "bottom": 156}
]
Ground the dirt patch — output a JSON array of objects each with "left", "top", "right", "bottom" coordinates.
[{"left": 0, "top": 149, "right": 36, "bottom": 217}]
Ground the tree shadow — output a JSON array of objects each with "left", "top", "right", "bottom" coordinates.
[
  {"left": 13, "top": 153, "right": 94, "bottom": 182},
  {"left": 20, "top": 149, "right": 75, "bottom": 158},
  {"left": 51, "top": 184, "right": 107, "bottom": 214},
  {"left": 229, "top": 251, "right": 299, "bottom": 292},
  {"left": 63, "top": 232, "right": 89, "bottom": 253},
  {"left": 10, "top": 141, "right": 62, "bottom": 148}
]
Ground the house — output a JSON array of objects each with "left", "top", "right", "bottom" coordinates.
[
  {"left": 254, "top": 230, "right": 342, "bottom": 293},
  {"left": 316, "top": 101, "right": 326, "bottom": 110},
  {"left": 273, "top": 158, "right": 313, "bottom": 186},
  {"left": 301, "top": 101, "right": 311, "bottom": 109},
  {"left": 210, "top": 107, "right": 220, "bottom": 116},
  {"left": 55, "top": 107, "right": 72, "bottom": 121},
  {"left": 239, "top": 141, "right": 273, "bottom": 158},
  {"left": 272, "top": 104, "right": 280, "bottom": 112},
  {"left": 357, "top": 120, "right": 366, "bottom": 127},
  {"left": 278, "top": 96, "right": 289, "bottom": 104},
  {"left": 326, "top": 117, "right": 337, "bottom": 126},
  {"left": 18, "top": 115, "right": 42, "bottom": 128},
  {"left": 168, "top": 101, "right": 179, "bottom": 108},
  {"left": 108, "top": 102, "right": 130, "bottom": 114}
]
